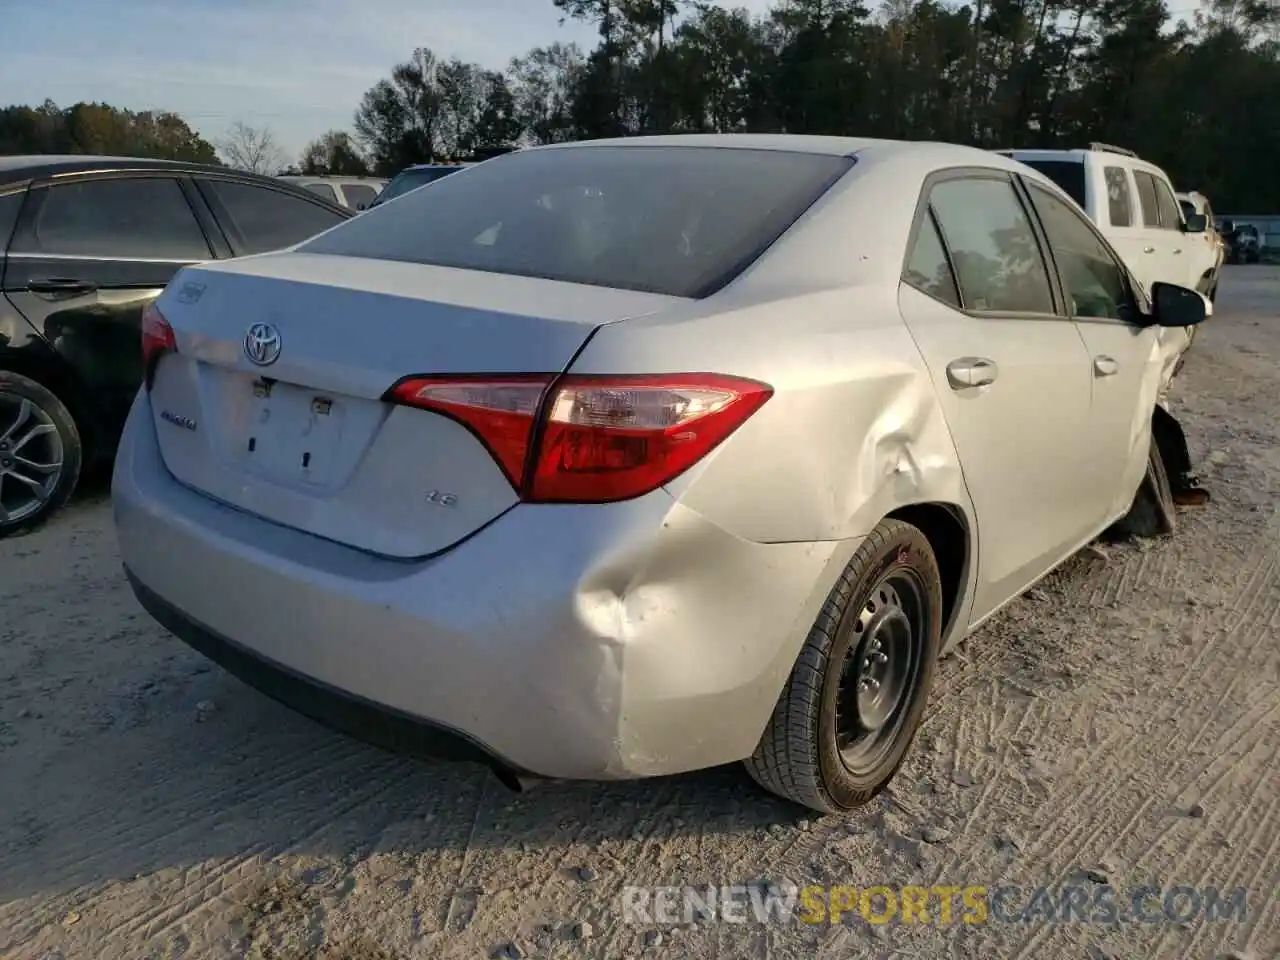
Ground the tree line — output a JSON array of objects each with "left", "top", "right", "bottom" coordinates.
[{"left": 2, "top": 0, "right": 1277, "bottom": 210}]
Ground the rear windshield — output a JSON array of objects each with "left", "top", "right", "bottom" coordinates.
[
  {"left": 300, "top": 146, "right": 853, "bottom": 298},
  {"left": 375, "top": 167, "right": 462, "bottom": 203},
  {"left": 1020, "top": 160, "right": 1087, "bottom": 210}
]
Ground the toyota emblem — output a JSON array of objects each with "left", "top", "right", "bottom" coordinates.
[{"left": 244, "top": 322, "right": 282, "bottom": 367}]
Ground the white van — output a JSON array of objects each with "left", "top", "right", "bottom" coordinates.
[{"left": 997, "top": 144, "right": 1222, "bottom": 302}]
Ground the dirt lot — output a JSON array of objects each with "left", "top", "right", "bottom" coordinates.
[{"left": 2, "top": 266, "right": 1278, "bottom": 960}]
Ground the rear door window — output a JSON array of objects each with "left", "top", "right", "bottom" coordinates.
[
  {"left": 927, "top": 176, "right": 1056, "bottom": 315},
  {"left": 301, "top": 146, "right": 853, "bottom": 298},
  {"left": 302, "top": 182, "right": 339, "bottom": 203},
  {"left": 1132, "top": 172, "right": 1160, "bottom": 227},
  {"left": 903, "top": 211, "right": 961, "bottom": 308},
  {"left": 1153, "top": 178, "right": 1183, "bottom": 230},
  {"left": 198, "top": 179, "right": 347, "bottom": 255},
  {"left": 1103, "top": 167, "right": 1133, "bottom": 227},
  {"left": 14, "top": 177, "right": 212, "bottom": 260}
]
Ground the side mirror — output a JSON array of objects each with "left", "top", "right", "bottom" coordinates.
[
  {"left": 1151, "top": 281, "right": 1207, "bottom": 328},
  {"left": 1183, "top": 213, "right": 1207, "bottom": 233}
]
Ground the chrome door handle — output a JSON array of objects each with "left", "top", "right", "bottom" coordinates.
[
  {"left": 1093, "top": 355, "right": 1120, "bottom": 377},
  {"left": 946, "top": 357, "right": 999, "bottom": 389},
  {"left": 1143, "top": 246, "right": 1155, "bottom": 253}
]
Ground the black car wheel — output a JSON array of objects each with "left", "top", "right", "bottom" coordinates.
[
  {"left": 0, "top": 372, "right": 82, "bottom": 538},
  {"left": 746, "top": 519, "right": 943, "bottom": 813}
]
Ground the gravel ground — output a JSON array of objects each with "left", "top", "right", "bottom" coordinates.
[{"left": 2, "top": 266, "right": 1278, "bottom": 960}]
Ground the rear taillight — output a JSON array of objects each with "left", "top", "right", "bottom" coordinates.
[
  {"left": 141, "top": 302, "right": 177, "bottom": 371},
  {"left": 390, "top": 373, "right": 772, "bottom": 503}
]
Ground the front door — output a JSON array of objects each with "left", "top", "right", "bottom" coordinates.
[
  {"left": 2, "top": 174, "right": 215, "bottom": 446},
  {"left": 898, "top": 171, "right": 1098, "bottom": 624},
  {"left": 1021, "top": 179, "right": 1165, "bottom": 524}
]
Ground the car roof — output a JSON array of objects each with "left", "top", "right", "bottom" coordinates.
[
  {"left": 519, "top": 134, "right": 1035, "bottom": 173},
  {"left": 0, "top": 154, "right": 281, "bottom": 187}
]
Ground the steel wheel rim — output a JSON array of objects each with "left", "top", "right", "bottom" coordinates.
[
  {"left": 0, "top": 392, "right": 64, "bottom": 524},
  {"left": 835, "top": 570, "right": 926, "bottom": 772}
]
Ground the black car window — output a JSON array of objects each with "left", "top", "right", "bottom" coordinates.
[
  {"left": 16, "top": 177, "right": 211, "bottom": 260},
  {"left": 904, "top": 210, "right": 961, "bottom": 309},
  {"left": 341, "top": 184, "right": 377, "bottom": 210},
  {"left": 200, "top": 180, "right": 346, "bottom": 255},
  {"left": 1019, "top": 160, "right": 1087, "bottom": 209},
  {"left": 927, "top": 177, "right": 1055, "bottom": 315},
  {"left": 375, "top": 167, "right": 461, "bottom": 204},
  {"left": 303, "top": 182, "right": 339, "bottom": 203},
  {"left": 1027, "top": 183, "right": 1133, "bottom": 321},
  {"left": 301, "top": 146, "right": 853, "bottom": 298},
  {"left": 1133, "top": 171, "right": 1160, "bottom": 227},
  {"left": 0, "top": 191, "right": 24, "bottom": 252},
  {"left": 1103, "top": 166, "right": 1133, "bottom": 227},
  {"left": 1153, "top": 178, "right": 1183, "bottom": 230}
]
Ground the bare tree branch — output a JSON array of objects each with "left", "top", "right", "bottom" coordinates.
[{"left": 217, "top": 121, "right": 285, "bottom": 174}]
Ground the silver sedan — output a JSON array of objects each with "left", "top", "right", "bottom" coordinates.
[{"left": 114, "top": 135, "right": 1206, "bottom": 813}]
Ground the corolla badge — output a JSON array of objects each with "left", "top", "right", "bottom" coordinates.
[{"left": 244, "top": 322, "right": 282, "bottom": 367}]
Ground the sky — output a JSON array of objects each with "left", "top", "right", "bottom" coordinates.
[{"left": 0, "top": 0, "right": 777, "bottom": 160}]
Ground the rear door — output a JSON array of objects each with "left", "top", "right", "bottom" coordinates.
[
  {"left": 1, "top": 173, "right": 216, "bottom": 439},
  {"left": 193, "top": 177, "right": 349, "bottom": 256},
  {"left": 897, "top": 170, "right": 1098, "bottom": 624},
  {"left": 1130, "top": 169, "right": 1180, "bottom": 292}
]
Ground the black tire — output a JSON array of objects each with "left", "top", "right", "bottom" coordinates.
[
  {"left": 1114, "top": 434, "right": 1176, "bottom": 539},
  {"left": 745, "top": 519, "right": 943, "bottom": 813},
  {"left": 0, "top": 371, "right": 82, "bottom": 538}
]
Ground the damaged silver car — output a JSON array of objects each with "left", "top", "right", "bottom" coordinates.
[{"left": 113, "top": 135, "right": 1206, "bottom": 814}]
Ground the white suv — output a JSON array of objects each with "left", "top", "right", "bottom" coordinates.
[{"left": 998, "top": 144, "right": 1221, "bottom": 302}]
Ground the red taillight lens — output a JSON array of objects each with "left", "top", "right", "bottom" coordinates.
[
  {"left": 141, "top": 301, "right": 177, "bottom": 370},
  {"left": 389, "top": 373, "right": 772, "bottom": 503},
  {"left": 530, "top": 374, "right": 772, "bottom": 502},
  {"left": 389, "top": 375, "right": 554, "bottom": 488}
]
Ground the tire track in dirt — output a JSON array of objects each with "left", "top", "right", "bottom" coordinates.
[
  {"left": 995, "top": 510, "right": 1280, "bottom": 958},
  {"left": 1012, "top": 515, "right": 1277, "bottom": 867}
]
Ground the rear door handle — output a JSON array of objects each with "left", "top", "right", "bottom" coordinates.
[
  {"left": 1172, "top": 248, "right": 1182, "bottom": 255},
  {"left": 1093, "top": 355, "right": 1120, "bottom": 377},
  {"left": 28, "top": 277, "right": 98, "bottom": 296},
  {"left": 1143, "top": 246, "right": 1155, "bottom": 254},
  {"left": 946, "top": 357, "right": 999, "bottom": 389}
]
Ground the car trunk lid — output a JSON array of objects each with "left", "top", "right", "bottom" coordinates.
[{"left": 146, "top": 253, "right": 680, "bottom": 558}]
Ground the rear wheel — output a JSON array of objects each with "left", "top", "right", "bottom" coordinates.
[
  {"left": 0, "top": 372, "right": 82, "bottom": 538},
  {"left": 745, "top": 519, "right": 943, "bottom": 813},
  {"left": 1114, "top": 434, "right": 1176, "bottom": 538}
]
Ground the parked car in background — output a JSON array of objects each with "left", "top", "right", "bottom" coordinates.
[
  {"left": 277, "top": 176, "right": 387, "bottom": 211},
  {"left": 997, "top": 143, "right": 1221, "bottom": 302},
  {"left": 0, "top": 155, "right": 352, "bottom": 536},
  {"left": 116, "top": 135, "right": 1206, "bottom": 814},
  {"left": 365, "top": 162, "right": 471, "bottom": 208},
  {"left": 1176, "top": 190, "right": 1226, "bottom": 281},
  {"left": 1218, "top": 220, "right": 1262, "bottom": 264}
]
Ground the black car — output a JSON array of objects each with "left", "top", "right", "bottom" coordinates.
[{"left": 0, "top": 156, "right": 353, "bottom": 536}]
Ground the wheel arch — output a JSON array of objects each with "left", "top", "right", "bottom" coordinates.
[
  {"left": 886, "top": 501, "right": 973, "bottom": 651},
  {"left": 0, "top": 349, "right": 104, "bottom": 462}
]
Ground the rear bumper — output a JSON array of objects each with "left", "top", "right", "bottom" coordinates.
[
  {"left": 127, "top": 570, "right": 528, "bottom": 777},
  {"left": 114, "top": 392, "right": 850, "bottom": 780}
]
